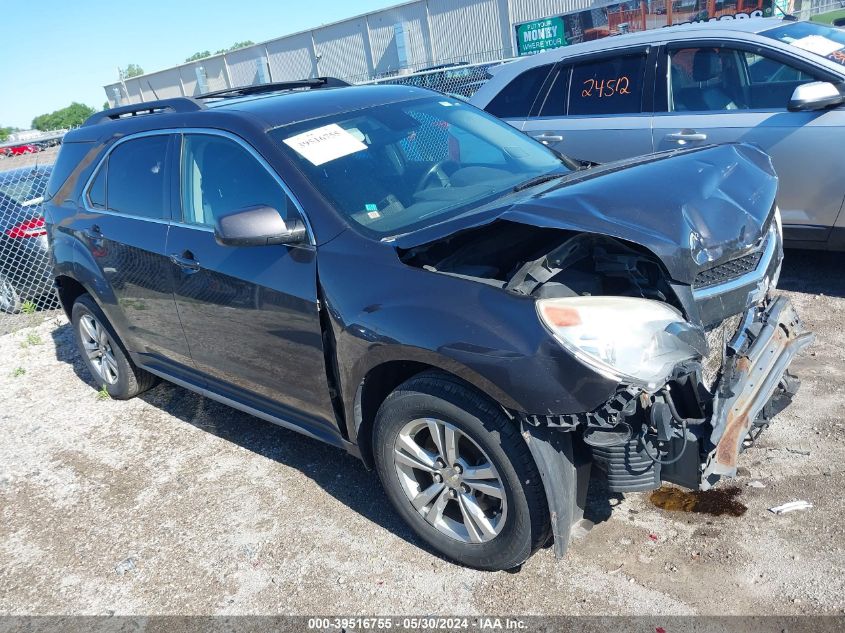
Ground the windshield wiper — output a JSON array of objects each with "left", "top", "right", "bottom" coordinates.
[{"left": 512, "top": 172, "right": 568, "bottom": 192}]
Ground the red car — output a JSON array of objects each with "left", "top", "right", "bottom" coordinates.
[
  {"left": 8, "top": 144, "right": 40, "bottom": 156},
  {"left": 0, "top": 144, "right": 40, "bottom": 158}
]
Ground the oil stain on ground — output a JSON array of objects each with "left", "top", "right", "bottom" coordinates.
[{"left": 649, "top": 486, "right": 747, "bottom": 517}]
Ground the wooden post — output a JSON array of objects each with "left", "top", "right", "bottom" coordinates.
[
  {"left": 667, "top": 0, "right": 674, "bottom": 26},
  {"left": 707, "top": 0, "right": 716, "bottom": 18}
]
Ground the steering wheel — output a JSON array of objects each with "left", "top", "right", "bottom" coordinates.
[{"left": 415, "top": 160, "right": 456, "bottom": 192}]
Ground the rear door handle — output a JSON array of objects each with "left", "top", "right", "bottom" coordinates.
[
  {"left": 170, "top": 251, "right": 200, "bottom": 272},
  {"left": 666, "top": 130, "right": 708, "bottom": 142},
  {"left": 531, "top": 132, "right": 564, "bottom": 144}
]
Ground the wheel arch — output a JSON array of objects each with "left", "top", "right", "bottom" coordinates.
[
  {"left": 54, "top": 274, "right": 89, "bottom": 320},
  {"left": 351, "top": 357, "right": 519, "bottom": 470}
]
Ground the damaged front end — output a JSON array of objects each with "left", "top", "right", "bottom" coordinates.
[
  {"left": 397, "top": 143, "right": 812, "bottom": 494},
  {"left": 570, "top": 294, "right": 812, "bottom": 494}
]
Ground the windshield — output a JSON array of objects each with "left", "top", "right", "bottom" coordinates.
[
  {"left": 763, "top": 22, "right": 845, "bottom": 68},
  {"left": 271, "top": 96, "right": 567, "bottom": 238}
]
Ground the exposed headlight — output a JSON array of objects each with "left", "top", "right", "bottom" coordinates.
[{"left": 536, "top": 296, "right": 705, "bottom": 391}]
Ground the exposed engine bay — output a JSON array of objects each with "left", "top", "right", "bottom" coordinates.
[
  {"left": 399, "top": 219, "right": 812, "bottom": 493},
  {"left": 399, "top": 220, "right": 679, "bottom": 307}
]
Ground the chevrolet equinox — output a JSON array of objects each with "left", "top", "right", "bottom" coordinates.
[{"left": 44, "top": 78, "right": 812, "bottom": 570}]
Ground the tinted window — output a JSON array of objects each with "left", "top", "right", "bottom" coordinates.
[
  {"left": 669, "top": 47, "right": 821, "bottom": 112},
  {"left": 537, "top": 66, "right": 570, "bottom": 117},
  {"left": 485, "top": 64, "right": 553, "bottom": 118},
  {"left": 568, "top": 55, "right": 646, "bottom": 116},
  {"left": 106, "top": 135, "right": 169, "bottom": 219},
  {"left": 181, "top": 134, "right": 289, "bottom": 227},
  {"left": 88, "top": 162, "right": 106, "bottom": 209}
]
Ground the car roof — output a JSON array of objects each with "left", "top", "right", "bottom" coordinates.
[{"left": 64, "top": 84, "right": 435, "bottom": 143}]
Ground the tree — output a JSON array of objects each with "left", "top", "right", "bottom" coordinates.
[
  {"left": 215, "top": 40, "right": 255, "bottom": 54},
  {"left": 185, "top": 41, "right": 255, "bottom": 62},
  {"left": 0, "top": 126, "right": 18, "bottom": 142},
  {"left": 185, "top": 50, "right": 212, "bottom": 62},
  {"left": 31, "top": 103, "right": 96, "bottom": 131},
  {"left": 123, "top": 64, "right": 144, "bottom": 78},
  {"left": 103, "top": 102, "right": 110, "bottom": 111}
]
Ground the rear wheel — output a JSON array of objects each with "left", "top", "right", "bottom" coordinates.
[
  {"left": 373, "top": 372, "right": 549, "bottom": 570},
  {"left": 71, "top": 294, "right": 157, "bottom": 399}
]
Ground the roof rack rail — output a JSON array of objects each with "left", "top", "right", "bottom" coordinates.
[
  {"left": 196, "top": 77, "right": 350, "bottom": 100},
  {"left": 82, "top": 98, "right": 205, "bottom": 127}
]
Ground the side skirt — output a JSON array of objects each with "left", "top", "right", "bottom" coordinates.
[{"left": 140, "top": 362, "right": 358, "bottom": 456}]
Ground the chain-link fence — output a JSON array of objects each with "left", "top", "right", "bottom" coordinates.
[
  {"left": 361, "top": 58, "right": 511, "bottom": 99},
  {"left": 0, "top": 146, "right": 62, "bottom": 334}
]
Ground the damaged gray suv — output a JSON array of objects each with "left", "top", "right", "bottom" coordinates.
[{"left": 45, "top": 80, "right": 812, "bottom": 570}]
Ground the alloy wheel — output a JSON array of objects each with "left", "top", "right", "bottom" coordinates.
[
  {"left": 78, "top": 314, "right": 119, "bottom": 385},
  {"left": 393, "top": 418, "right": 507, "bottom": 544}
]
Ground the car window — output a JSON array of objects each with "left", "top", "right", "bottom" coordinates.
[
  {"left": 763, "top": 21, "right": 845, "bottom": 69},
  {"left": 180, "top": 134, "right": 289, "bottom": 227},
  {"left": 88, "top": 162, "right": 106, "bottom": 209},
  {"left": 568, "top": 55, "right": 647, "bottom": 116},
  {"left": 106, "top": 135, "right": 169, "bottom": 219},
  {"left": 669, "top": 47, "right": 821, "bottom": 112},
  {"left": 484, "top": 64, "right": 553, "bottom": 118}
]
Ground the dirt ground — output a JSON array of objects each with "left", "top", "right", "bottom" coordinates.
[{"left": 0, "top": 249, "right": 843, "bottom": 616}]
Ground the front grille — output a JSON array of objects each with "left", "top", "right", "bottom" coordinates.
[
  {"left": 693, "top": 247, "right": 765, "bottom": 290},
  {"left": 701, "top": 313, "right": 743, "bottom": 391}
]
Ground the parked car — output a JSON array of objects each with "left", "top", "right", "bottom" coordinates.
[
  {"left": 45, "top": 80, "right": 811, "bottom": 570},
  {"left": 471, "top": 17, "right": 845, "bottom": 251},
  {"left": 0, "top": 165, "right": 53, "bottom": 312},
  {"left": 5, "top": 144, "right": 41, "bottom": 156}
]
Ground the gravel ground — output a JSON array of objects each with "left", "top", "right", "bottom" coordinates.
[{"left": 0, "top": 249, "right": 843, "bottom": 616}]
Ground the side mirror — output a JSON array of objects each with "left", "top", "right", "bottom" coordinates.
[
  {"left": 788, "top": 81, "right": 845, "bottom": 112},
  {"left": 214, "top": 205, "right": 308, "bottom": 247}
]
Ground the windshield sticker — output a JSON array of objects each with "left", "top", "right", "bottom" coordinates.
[
  {"left": 283, "top": 123, "right": 367, "bottom": 166},
  {"left": 789, "top": 35, "right": 844, "bottom": 57}
]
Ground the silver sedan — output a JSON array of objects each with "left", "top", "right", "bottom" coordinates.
[{"left": 471, "top": 17, "right": 845, "bottom": 250}]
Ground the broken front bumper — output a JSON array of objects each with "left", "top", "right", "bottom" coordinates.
[{"left": 700, "top": 295, "right": 814, "bottom": 488}]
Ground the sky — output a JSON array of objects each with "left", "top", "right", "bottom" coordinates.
[{"left": 0, "top": 0, "right": 395, "bottom": 129}]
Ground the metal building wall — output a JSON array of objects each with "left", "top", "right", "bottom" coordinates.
[
  {"left": 225, "top": 46, "right": 269, "bottom": 87},
  {"left": 367, "top": 1, "right": 431, "bottom": 76},
  {"left": 266, "top": 32, "right": 316, "bottom": 82},
  {"left": 104, "top": 0, "right": 599, "bottom": 106},
  {"left": 313, "top": 17, "right": 373, "bottom": 81},
  {"left": 427, "top": 0, "right": 509, "bottom": 63}
]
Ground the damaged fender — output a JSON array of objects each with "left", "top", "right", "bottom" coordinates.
[{"left": 519, "top": 421, "right": 591, "bottom": 557}]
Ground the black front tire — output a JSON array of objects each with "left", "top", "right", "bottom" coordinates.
[
  {"left": 71, "top": 294, "right": 158, "bottom": 399},
  {"left": 373, "top": 371, "right": 549, "bottom": 570}
]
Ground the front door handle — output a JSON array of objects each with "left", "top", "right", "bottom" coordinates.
[
  {"left": 531, "top": 132, "right": 564, "bottom": 144},
  {"left": 170, "top": 251, "right": 200, "bottom": 272},
  {"left": 666, "top": 130, "right": 708, "bottom": 143}
]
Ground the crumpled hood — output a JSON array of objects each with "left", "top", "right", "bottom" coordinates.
[{"left": 393, "top": 143, "right": 778, "bottom": 285}]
